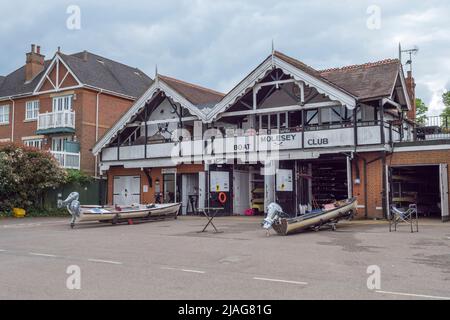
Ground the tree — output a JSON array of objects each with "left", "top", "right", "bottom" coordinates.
[
  {"left": 0, "top": 143, "right": 67, "bottom": 212},
  {"left": 415, "top": 98, "right": 428, "bottom": 125},
  {"left": 442, "top": 91, "right": 450, "bottom": 118}
]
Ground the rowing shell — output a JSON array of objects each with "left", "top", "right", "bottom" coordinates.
[{"left": 272, "top": 198, "right": 357, "bottom": 236}]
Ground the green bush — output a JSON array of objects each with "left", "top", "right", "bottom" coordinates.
[
  {"left": 0, "top": 143, "right": 67, "bottom": 212},
  {"left": 65, "top": 169, "right": 93, "bottom": 186}
]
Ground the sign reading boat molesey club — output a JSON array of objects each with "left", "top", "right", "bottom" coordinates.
[
  {"left": 206, "top": 129, "right": 352, "bottom": 154},
  {"left": 102, "top": 127, "right": 357, "bottom": 162}
]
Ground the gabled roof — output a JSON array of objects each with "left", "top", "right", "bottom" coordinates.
[
  {"left": 319, "top": 59, "right": 401, "bottom": 100},
  {"left": 93, "top": 50, "right": 412, "bottom": 154},
  {"left": 60, "top": 52, "right": 153, "bottom": 98},
  {"left": 92, "top": 74, "right": 217, "bottom": 155},
  {"left": 0, "top": 76, "right": 5, "bottom": 88},
  {"left": 206, "top": 51, "right": 358, "bottom": 121},
  {"left": 0, "top": 60, "right": 51, "bottom": 98},
  {"left": 0, "top": 50, "right": 152, "bottom": 100},
  {"left": 159, "top": 75, "right": 224, "bottom": 107}
]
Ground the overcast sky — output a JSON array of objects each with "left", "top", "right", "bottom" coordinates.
[{"left": 1, "top": 0, "right": 449, "bottom": 114}]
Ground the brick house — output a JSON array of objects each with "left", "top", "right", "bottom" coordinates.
[
  {"left": 0, "top": 44, "right": 152, "bottom": 176},
  {"left": 93, "top": 50, "right": 449, "bottom": 221}
]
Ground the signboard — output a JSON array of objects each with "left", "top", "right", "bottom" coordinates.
[
  {"left": 304, "top": 128, "right": 354, "bottom": 148},
  {"left": 258, "top": 133, "right": 301, "bottom": 151},
  {"left": 162, "top": 168, "right": 177, "bottom": 174},
  {"left": 210, "top": 171, "right": 230, "bottom": 192},
  {"left": 276, "top": 169, "right": 293, "bottom": 192}
]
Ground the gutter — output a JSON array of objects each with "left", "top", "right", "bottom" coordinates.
[
  {"left": 0, "top": 92, "right": 34, "bottom": 102},
  {"left": 8, "top": 97, "right": 14, "bottom": 142},
  {"left": 95, "top": 89, "right": 103, "bottom": 178},
  {"left": 83, "top": 85, "right": 136, "bottom": 101}
]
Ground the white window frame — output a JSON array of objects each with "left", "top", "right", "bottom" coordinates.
[
  {"left": 51, "top": 135, "right": 73, "bottom": 152},
  {"left": 52, "top": 95, "right": 73, "bottom": 112},
  {"left": 25, "top": 100, "right": 40, "bottom": 121},
  {"left": 0, "top": 105, "right": 10, "bottom": 124},
  {"left": 24, "top": 139, "right": 43, "bottom": 149}
]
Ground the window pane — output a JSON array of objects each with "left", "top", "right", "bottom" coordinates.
[{"left": 306, "top": 110, "right": 318, "bottom": 125}]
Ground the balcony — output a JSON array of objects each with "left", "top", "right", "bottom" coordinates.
[
  {"left": 101, "top": 122, "right": 395, "bottom": 165},
  {"left": 415, "top": 115, "right": 450, "bottom": 141},
  {"left": 51, "top": 151, "right": 80, "bottom": 169},
  {"left": 36, "top": 111, "right": 75, "bottom": 135}
]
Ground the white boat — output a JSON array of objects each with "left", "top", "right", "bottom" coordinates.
[
  {"left": 58, "top": 193, "right": 181, "bottom": 228},
  {"left": 263, "top": 198, "right": 357, "bottom": 235},
  {"left": 77, "top": 203, "right": 181, "bottom": 223}
]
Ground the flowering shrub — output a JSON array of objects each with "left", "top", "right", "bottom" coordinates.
[{"left": 0, "top": 143, "right": 67, "bottom": 212}]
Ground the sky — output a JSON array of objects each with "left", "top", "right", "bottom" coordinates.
[{"left": 1, "top": 0, "right": 449, "bottom": 114}]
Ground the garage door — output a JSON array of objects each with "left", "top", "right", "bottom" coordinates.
[{"left": 113, "top": 176, "right": 141, "bottom": 206}]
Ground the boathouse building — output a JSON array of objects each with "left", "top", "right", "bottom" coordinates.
[{"left": 93, "top": 51, "right": 449, "bottom": 221}]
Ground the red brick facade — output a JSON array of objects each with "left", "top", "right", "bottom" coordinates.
[
  {"left": 352, "top": 149, "right": 450, "bottom": 219},
  {"left": 0, "top": 88, "right": 135, "bottom": 175},
  {"left": 106, "top": 164, "right": 204, "bottom": 204}
]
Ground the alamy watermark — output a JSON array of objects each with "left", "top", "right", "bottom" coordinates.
[
  {"left": 366, "top": 265, "right": 381, "bottom": 290},
  {"left": 66, "top": 5, "right": 81, "bottom": 30},
  {"left": 167, "top": 123, "right": 283, "bottom": 175},
  {"left": 366, "top": 5, "right": 381, "bottom": 30},
  {"left": 66, "top": 265, "right": 81, "bottom": 290}
]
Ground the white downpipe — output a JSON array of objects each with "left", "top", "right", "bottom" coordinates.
[
  {"left": 9, "top": 97, "right": 14, "bottom": 142},
  {"left": 95, "top": 90, "right": 103, "bottom": 177}
]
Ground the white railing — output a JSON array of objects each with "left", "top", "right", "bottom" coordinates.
[
  {"left": 37, "top": 111, "right": 75, "bottom": 131},
  {"left": 51, "top": 151, "right": 80, "bottom": 169},
  {"left": 101, "top": 125, "right": 386, "bottom": 162}
]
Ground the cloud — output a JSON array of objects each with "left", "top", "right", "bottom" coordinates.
[{"left": 0, "top": 0, "right": 449, "bottom": 112}]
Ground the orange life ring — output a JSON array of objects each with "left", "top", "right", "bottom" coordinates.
[{"left": 218, "top": 192, "right": 227, "bottom": 204}]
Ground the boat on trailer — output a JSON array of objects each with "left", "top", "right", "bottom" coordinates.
[
  {"left": 263, "top": 198, "right": 357, "bottom": 236},
  {"left": 75, "top": 203, "right": 181, "bottom": 227},
  {"left": 58, "top": 192, "right": 181, "bottom": 228}
]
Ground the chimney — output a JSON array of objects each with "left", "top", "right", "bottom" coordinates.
[
  {"left": 405, "top": 70, "right": 416, "bottom": 121},
  {"left": 83, "top": 50, "right": 88, "bottom": 62},
  {"left": 25, "top": 44, "right": 45, "bottom": 82}
]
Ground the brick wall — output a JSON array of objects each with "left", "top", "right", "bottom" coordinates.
[
  {"left": 0, "top": 88, "right": 136, "bottom": 175},
  {"left": 78, "top": 89, "right": 135, "bottom": 175},
  {"left": 352, "top": 149, "right": 450, "bottom": 219},
  {"left": 106, "top": 164, "right": 204, "bottom": 204}
]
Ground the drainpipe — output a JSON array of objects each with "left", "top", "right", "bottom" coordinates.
[
  {"left": 95, "top": 89, "right": 103, "bottom": 177},
  {"left": 9, "top": 97, "right": 15, "bottom": 142}
]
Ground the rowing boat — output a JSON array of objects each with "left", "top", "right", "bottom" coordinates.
[
  {"left": 69, "top": 203, "right": 181, "bottom": 228},
  {"left": 263, "top": 198, "right": 357, "bottom": 235},
  {"left": 58, "top": 192, "right": 181, "bottom": 228}
]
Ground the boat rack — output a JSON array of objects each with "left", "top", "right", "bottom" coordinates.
[{"left": 389, "top": 204, "right": 419, "bottom": 233}]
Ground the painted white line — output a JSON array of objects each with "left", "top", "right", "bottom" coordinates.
[
  {"left": 253, "top": 277, "right": 308, "bottom": 285},
  {"left": 0, "top": 249, "right": 6, "bottom": 252},
  {"left": 376, "top": 290, "right": 450, "bottom": 300},
  {"left": 181, "top": 269, "right": 206, "bottom": 274},
  {"left": 29, "top": 252, "right": 57, "bottom": 258},
  {"left": 88, "top": 259, "right": 123, "bottom": 265},
  {"left": 161, "top": 267, "right": 206, "bottom": 274}
]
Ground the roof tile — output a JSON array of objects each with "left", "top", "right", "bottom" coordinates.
[{"left": 159, "top": 74, "right": 224, "bottom": 107}]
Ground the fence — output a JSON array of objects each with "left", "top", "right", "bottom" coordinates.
[
  {"left": 416, "top": 115, "right": 450, "bottom": 141},
  {"left": 42, "top": 179, "right": 107, "bottom": 209}
]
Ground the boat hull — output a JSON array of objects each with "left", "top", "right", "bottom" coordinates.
[
  {"left": 272, "top": 198, "right": 357, "bottom": 236},
  {"left": 73, "top": 203, "right": 181, "bottom": 225}
]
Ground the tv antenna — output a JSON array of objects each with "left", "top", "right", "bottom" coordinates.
[{"left": 398, "top": 43, "right": 419, "bottom": 73}]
